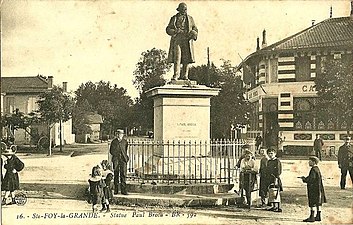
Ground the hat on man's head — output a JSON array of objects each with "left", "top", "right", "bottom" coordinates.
[
  {"left": 177, "top": 2, "right": 187, "bottom": 11},
  {"left": 309, "top": 156, "right": 320, "bottom": 164},
  {"left": 2, "top": 145, "right": 17, "bottom": 156},
  {"left": 345, "top": 136, "right": 351, "bottom": 141},
  {"left": 116, "top": 129, "right": 124, "bottom": 134}
]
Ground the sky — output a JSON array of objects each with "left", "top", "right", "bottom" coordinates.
[{"left": 1, "top": 0, "right": 351, "bottom": 99}]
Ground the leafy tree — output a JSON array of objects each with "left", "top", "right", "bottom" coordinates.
[
  {"left": 315, "top": 58, "right": 353, "bottom": 133},
  {"left": 37, "top": 86, "right": 74, "bottom": 154},
  {"left": 132, "top": 48, "right": 171, "bottom": 133},
  {"left": 133, "top": 48, "right": 171, "bottom": 94},
  {"left": 72, "top": 99, "right": 93, "bottom": 135},
  {"left": 189, "top": 63, "right": 220, "bottom": 87},
  {"left": 210, "top": 60, "right": 250, "bottom": 139},
  {"left": 0, "top": 109, "right": 40, "bottom": 146},
  {"left": 74, "top": 81, "right": 134, "bottom": 136}
]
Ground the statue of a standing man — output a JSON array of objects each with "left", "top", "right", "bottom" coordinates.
[{"left": 166, "top": 2, "right": 198, "bottom": 81}]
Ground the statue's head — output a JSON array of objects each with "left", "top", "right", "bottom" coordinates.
[{"left": 176, "top": 2, "right": 187, "bottom": 14}]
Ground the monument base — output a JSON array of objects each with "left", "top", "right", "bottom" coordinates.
[{"left": 147, "top": 83, "right": 220, "bottom": 142}]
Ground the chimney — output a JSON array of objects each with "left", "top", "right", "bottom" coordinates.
[
  {"left": 261, "top": 29, "right": 267, "bottom": 48},
  {"left": 256, "top": 37, "right": 260, "bottom": 51},
  {"left": 47, "top": 76, "right": 53, "bottom": 89},
  {"left": 62, "top": 82, "right": 68, "bottom": 92},
  {"left": 311, "top": 20, "right": 315, "bottom": 26},
  {"left": 330, "top": 6, "right": 332, "bottom": 18},
  {"left": 351, "top": 0, "right": 353, "bottom": 18}
]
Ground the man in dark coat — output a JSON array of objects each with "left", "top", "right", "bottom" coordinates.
[
  {"left": 109, "top": 129, "right": 129, "bottom": 195},
  {"left": 301, "top": 156, "right": 326, "bottom": 222},
  {"left": 166, "top": 2, "right": 198, "bottom": 80},
  {"left": 313, "top": 134, "right": 324, "bottom": 160},
  {"left": 337, "top": 136, "right": 353, "bottom": 189}
]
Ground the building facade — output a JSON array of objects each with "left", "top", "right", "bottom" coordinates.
[
  {"left": 239, "top": 13, "right": 353, "bottom": 154},
  {"left": 1, "top": 75, "right": 75, "bottom": 146}
]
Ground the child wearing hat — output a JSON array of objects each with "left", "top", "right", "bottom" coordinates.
[
  {"left": 239, "top": 149, "right": 258, "bottom": 208},
  {"left": 88, "top": 165, "right": 105, "bottom": 212},
  {"left": 300, "top": 156, "right": 327, "bottom": 222},
  {"left": 1, "top": 146, "right": 24, "bottom": 205}
]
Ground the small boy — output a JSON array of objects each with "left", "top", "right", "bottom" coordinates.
[
  {"left": 258, "top": 147, "right": 269, "bottom": 206},
  {"left": 300, "top": 156, "right": 327, "bottom": 222},
  {"left": 239, "top": 150, "right": 258, "bottom": 208},
  {"left": 266, "top": 148, "right": 283, "bottom": 212}
]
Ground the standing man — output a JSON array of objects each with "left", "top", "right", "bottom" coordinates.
[
  {"left": 109, "top": 129, "right": 129, "bottom": 195},
  {"left": 166, "top": 2, "right": 198, "bottom": 81},
  {"left": 338, "top": 136, "right": 353, "bottom": 189},
  {"left": 313, "top": 134, "right": 324, "bottom": 160}
]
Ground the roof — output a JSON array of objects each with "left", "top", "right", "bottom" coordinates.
[
  {"left": 237, "top": 16, "right": 353, "bottom": 72},
  {"left": 262, "top": 17, "right": 353, "bottom": 52},
  {"left": 84, "top": 113, "right": 103, "bottom": 124},
  {"left": 1, "top": 75, "right": 52, "bottom": 94}
]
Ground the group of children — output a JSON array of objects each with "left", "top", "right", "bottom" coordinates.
[
  {"left": 237, "top": 146, "right": 283, "bottom": 212},
  {"left": 238, "top": 145, "right": 326, "bottom": 222},
  {"left": 88, "top": 159, "right": 114, "bottom": 213}
]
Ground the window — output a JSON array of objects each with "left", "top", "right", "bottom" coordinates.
[
  {"left": 5, "top": 97, "right": 15, "bottom": 114},
  {"left": 295, "top": 56, "right": 311, "bottom": 81},
  {"left": 280, "top": 93, "right": 291, "bottom": 98},
  {"left": 280, "top": 101, "right": 291, "bottom": 106}
]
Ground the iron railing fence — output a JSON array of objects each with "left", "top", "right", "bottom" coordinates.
[{"left": 115, "top": 139, "right": 248, "bottom": 185}]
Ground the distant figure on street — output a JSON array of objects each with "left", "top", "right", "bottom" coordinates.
[
  {"left": 166, "top": 2, "right": 198, "bottom": 81},
  {"left": 313, "top": 134, "right": 324, "bottom": 160},
  {"left": 255, "top": 134, "right": 263, "bottom": 153},
  {"left": 337, "top": 136, "right": 353, "bottom": 189},
  {"left": 300, "top": 156, "right": 326, "bottom": 222},
  {"left": 1, "top": 146, "right": 24, "bottom": 205},
  {"left": 109, "top": 129, "right": 129, "bottom": 195}
]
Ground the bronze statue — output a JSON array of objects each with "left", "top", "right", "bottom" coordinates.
[{"left": 166, "top": 2, "right": 198, "bottom": 81}]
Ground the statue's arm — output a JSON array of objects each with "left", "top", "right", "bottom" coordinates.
[
  {"left": 166, "top": 16, "right": 177, "bottom": 36},
  {"left": 188, "top": 16, "right": 198, "bottom": 41}
]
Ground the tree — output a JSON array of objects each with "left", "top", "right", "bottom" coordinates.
[
  {"left": 74, "top": 81, "right": 134, "bottom": 136},
  {"left": 189, "top": 62, "right": 220, "bottom": 87},
  {"left": 210, "top": 60, "right": 250, "bottom": 139},
  {"left": 37, "top": 86, "right": 74, "bottom": 154},
  {"left": 315, "top": 58, "right": 353, "bottom": 133},
  {"left": 0, "top": 109, "right": 40, "bottom": 146},
  {"left": 132, "top": 48, "right": 171, "bottom": 133},
  {"left": 133, "top": 48, "right": 171, "bottom": 94},
  {"left": 72, "top": 99, "right": 93, "bottom": 136}
]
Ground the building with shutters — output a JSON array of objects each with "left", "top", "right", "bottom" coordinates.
[{"left": 237, "top": 6, "right": 353, "bottom": 155}]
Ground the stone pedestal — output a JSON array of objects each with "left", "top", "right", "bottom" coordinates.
[
  {"left": 146, "top": 83, "right": 220, "bottom": 142},
  {"left": 139, "top": 83, "right": 219, "bottom": 177}
]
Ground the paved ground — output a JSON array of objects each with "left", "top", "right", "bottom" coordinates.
[{"left": 2, "top": 143, "right": 353, "bottom": 225}]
